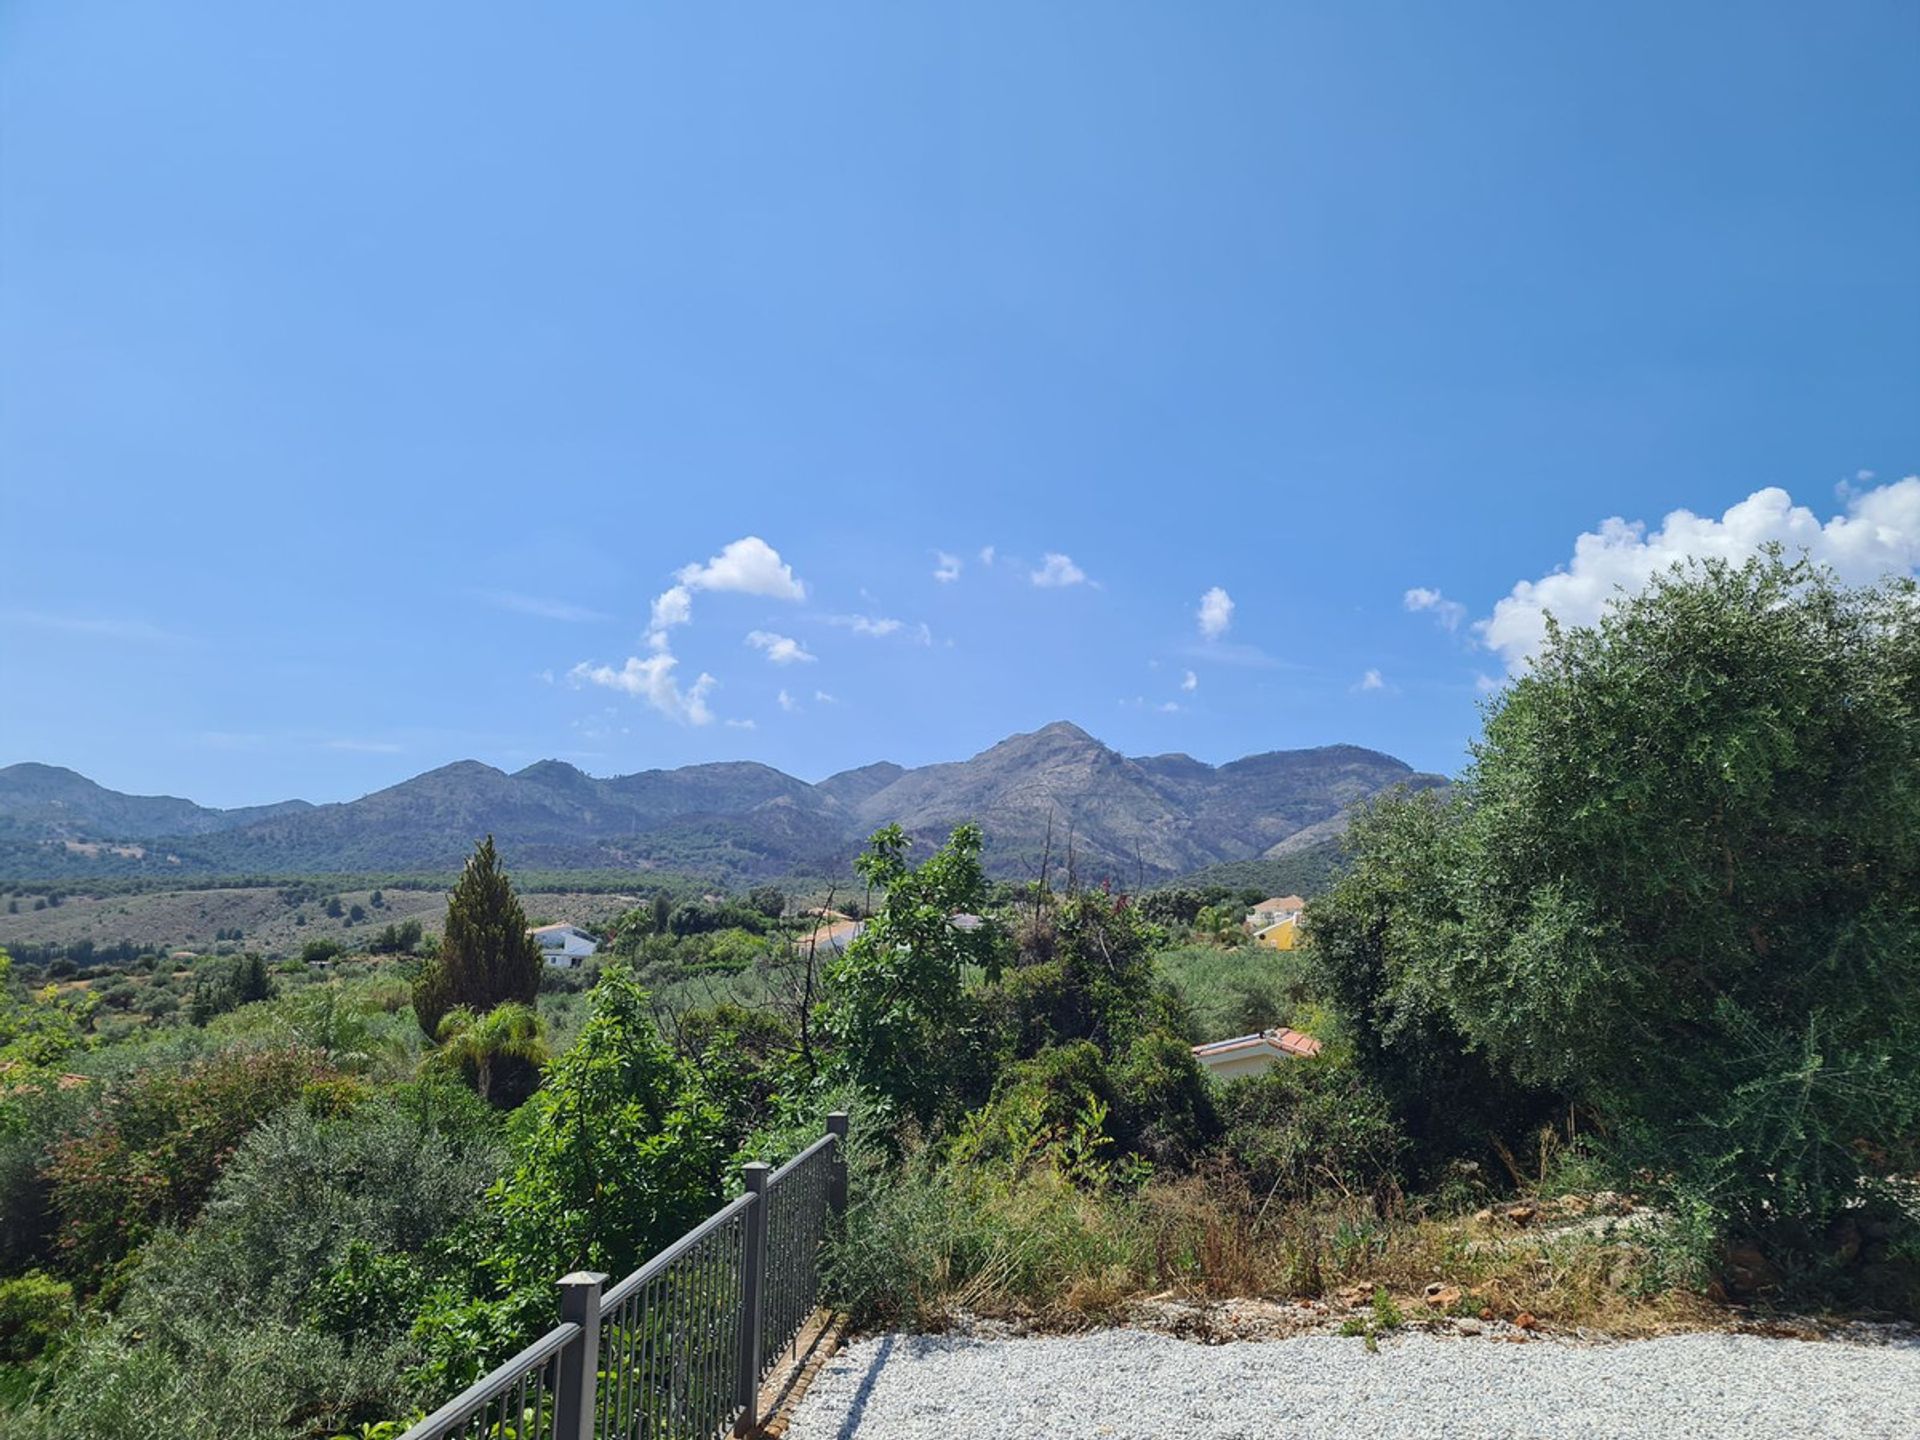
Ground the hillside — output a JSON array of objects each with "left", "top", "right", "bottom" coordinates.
[{"left": 0, "top": 724, "right": 1444, "bottom": 884}]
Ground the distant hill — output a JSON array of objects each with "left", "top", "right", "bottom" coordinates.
[
  {"left": 0, "top": 725, "right": 1445, "bottom": 884},
  {"left": 0, "top": 763, "right": 313, "bottom": 840}
]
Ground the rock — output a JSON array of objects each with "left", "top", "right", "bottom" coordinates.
[
  {"left": 1457, "top": 1321, "right": 1482, "bottom": 1336},
  {"left": 1724, "top": 1246, "right": 1780, "bottom": 1297},
  {"left": 1504, "top": 1204, "right": 1538, "bottom": 1227},
  {"left": 1473, "top": 1208, "right": 1495, "bottom": 1224}
]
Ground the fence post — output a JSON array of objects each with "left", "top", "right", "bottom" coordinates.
[
  {"left": 826, "top": 1112, "right": 849, "bottom": 1220},
  {"left": 555, "top": 1270, "right": 606, "bottom": 1440},
  {"left": 735, "top": 1161, "right": 772, "bottom": 1437}
]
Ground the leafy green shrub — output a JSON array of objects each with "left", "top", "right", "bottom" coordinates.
[
  {"left": 0, "top": 1271, "right": 73, "bottom": 1361},
  {"left": 1220, "top": 1060, "right": 1408, "bottom": 1210}
]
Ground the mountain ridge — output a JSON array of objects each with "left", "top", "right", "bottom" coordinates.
[{"left": 0, "top": 724, "right": 1444, "bottom": 883}]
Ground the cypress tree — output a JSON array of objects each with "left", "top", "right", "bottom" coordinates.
[{"left": 413, "top": 835, "right": 543, "bottom": 1037}]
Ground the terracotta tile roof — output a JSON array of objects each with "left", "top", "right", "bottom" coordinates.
[{"left": 1254, "top": 895, "right": 1306, "bottom": 913}]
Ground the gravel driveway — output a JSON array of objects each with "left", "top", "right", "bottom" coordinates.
[{"left": 787, "top": 1328, "right": 1920, "bottom": 1440}]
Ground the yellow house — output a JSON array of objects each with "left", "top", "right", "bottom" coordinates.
[{"left": 1252, "top": 915, "right": 1300, "bottom": 950}]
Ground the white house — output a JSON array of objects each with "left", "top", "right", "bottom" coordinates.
[
  {"left": 1246, "top": 894, "right": 1306, "bottom": 931},
  {"left": 529, "top": 923, "right": 598, "bottom": 967},
  {"left": 1191, "top": 1026, "right": 1323, "bottom": 1081}
]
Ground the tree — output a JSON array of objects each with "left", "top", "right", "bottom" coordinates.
[
  {"left": 489, "top": 963, "right": 724, "bottom": 1294},
  {"left": 823, "top": 824, "right": 999, "bottom": 1127},
  {"left": 1319, "top": 554, "right": 1920, "bottom": 1267},
  {"left": 412, "top": 837, "right": 542, "bottom": 1037},
  {"left": 300, "top": 938, "right": 344, "bottom": 968},
  {"left": 747, "top": 885, "right": 786, "bottom": 920},
  {"left": 429, "top": 1003, "right": 547, "bottom": 1107}
]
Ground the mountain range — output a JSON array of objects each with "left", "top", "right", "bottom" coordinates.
[{"left": 0, "top": 723, "right": 1444, "bottom": 885}]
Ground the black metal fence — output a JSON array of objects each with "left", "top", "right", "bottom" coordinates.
[{"left": 398, "top": 1113, "right": 848, "bottom": 1440}]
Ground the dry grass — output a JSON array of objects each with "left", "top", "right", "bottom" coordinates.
[{"left": 838, "top": 1160, "right": 1726, "bottom": 1338}]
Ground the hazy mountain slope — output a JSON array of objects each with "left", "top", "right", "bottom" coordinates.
[
  {"left": 0, "top": 762, "right": 313, "bottom": 839},
  {"left": 0, "top": 724, "right": 1445, "bottom": 882}
]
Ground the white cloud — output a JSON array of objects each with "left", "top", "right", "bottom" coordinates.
[
  {"left": 1156, "top": 700, "right": 1182, "bottom": 713},
  {"left": 569, "top": 653, "right": 716, "bottom": 726},
  {"left": 1197, "top": 586, "right": 1234, "bottom": 639},
  {"left": 725, "top": 718, "right": 757, "bottom": 730},
  {"left": 829, "top": 613, "right": 933, "bottom": 644},
  {"left": 979, "top": 545, "right": 996, "bottom": 567},
  {"left": 1403, "top": 586, "right": 1467, "bottom": 632},
  {"left": 933, "top": 551, "right": 962, "bottom": 583},
  {"left": 648, "top": 585, "right": 693, "bottom": 642},
  {"left": 584, "top": 536, "right": 806, "bottom": 729},
  {"left": 777, "top": 689, "right": 798, "bottom": 713},
  {"left": 745, "top": 630, "right": 816, "bottom": 665},
  {"left": 1181, "top": 670, "right": 1198, "bottom": 692},
  {"left": 483, "top": 591, "right": 608, "bottom": 623},
  {"left": 1355, "top": 668, "right": 1386, "bottom": 693},
  {"left": 1475, "top": 673, "right": 1502, "bottom": 694},
  {"left": 1480, "top": 480, "right": 1920, "bottom": 669},
  {"left": 1031, "top": 552, "right": 1088, "bottom": 588},
  {"left": 675, "top": 536, "right": 807, "bottom": 602},
  {"left": 813, "top": 690, "right": 838, "bottom": 705}
]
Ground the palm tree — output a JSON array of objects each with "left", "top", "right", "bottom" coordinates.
[{"left": 430, "top": 1003, "right": 548, "bottom": 1106}]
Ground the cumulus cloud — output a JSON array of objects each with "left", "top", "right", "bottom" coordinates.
[
  {"left": 1354, "top": 668, "right": 1386, "bottom": 693},
  {"left": 1480, "top": 480, "right": 1920, "bottom": 669},
  {"left": 648, "top": 585, "right": 693, "bottom": 641},
  {"left": 1031, "top": 552, "right": 1088, "bottom": 588},
  {"left": 745, "top": 630, "right": 816, "bottom": 665},
  {"left": 725, "top": 718, "right": 757, "bottom": 730},
  {"left": 675, "top": 536, "right": 807, "bottom": 602},
  {"left": 813, "top": 690, "right": 838, "bottom": 704},
  {"left": 1156, "top": 700, "right": 1182, "bottom": 713},
  {"left": 933, "top": 551, "right": 962, "bottom": 583},
  {"left": 979, "top": 545, "right": 996, "bottom": 567},
  {"left": 1197, "top": 586, "right": 1234, "bottom": 639},
  {"left": 1403, "top": 586, "right": 1467, "bottom": 632},
  {"left": 1181, "top": 670, "right": 1198, "bottom": 692},
  {"left": 579, "top": 536, "right": 806, "bottom": 728},
  {"left": 569, "top": 653, "right": 716, "bottom": 726},
  {"left": 777, "top": 689, "right": 798, "bottom": 712}
]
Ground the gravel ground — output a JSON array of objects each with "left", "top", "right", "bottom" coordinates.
[{"left": 787, "top": 1328, "right": 1920, "bottom": 1440}]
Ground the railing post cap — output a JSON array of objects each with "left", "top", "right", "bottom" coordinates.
[
  {"left": 742, "top": 1159, "right": 773, "bottom": 1190},
  {"left": 558, "top": 1270, "right": 609, "bottom": 1288},
  {"left": 826, "top": 1111, "right": 849, "bottom": 1132}
]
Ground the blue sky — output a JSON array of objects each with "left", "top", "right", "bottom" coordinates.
[{"left": 3, "top": 3, "right": 1917, "bottom": 807}]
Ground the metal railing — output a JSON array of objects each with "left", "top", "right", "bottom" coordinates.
[{"left": 398, "top": 1113, "right": 848, "bottom": 1440}]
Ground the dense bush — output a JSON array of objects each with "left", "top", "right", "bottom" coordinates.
[
  {"left": 1219, "top": 1061, "right": 1408, "bottom": 1210},
  {"left": 42, "top": 1045, "right": 335, "bottom": 1285},
  {"left": 1314, "top": 555, "right": 1920, "bottom": 1283},
  {"left": 0, "top": 1271, "right": 72, "bottom": 1363}
]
